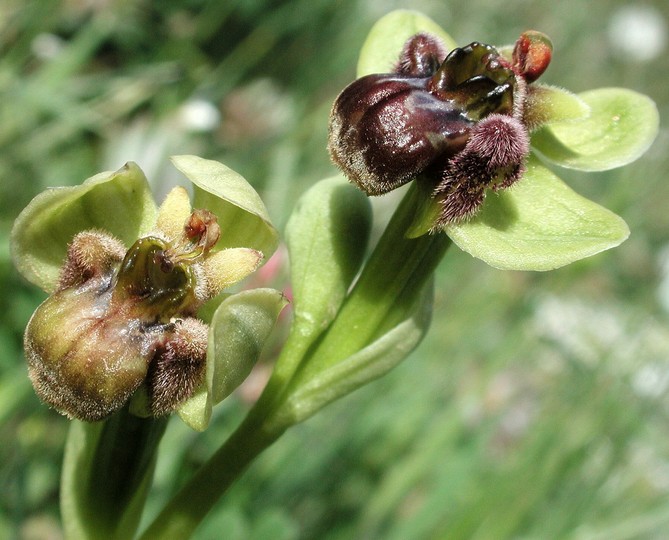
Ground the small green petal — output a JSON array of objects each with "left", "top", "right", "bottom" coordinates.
[
  {"left": 203, "top": 248, "right": 264, "bottom": 298},
  {"left": 445, "top": 157, "right": 630, "bottom": 271},
  {"left": 356, "top": 10, "right": 457, "bottom": 77},
  {"left": 155, "top": 186, "right": 192, "bottom": 240},
  {"left": 177, "top": 288, "right": 287, "bottom": 432},
  {"left": 170, "top": 155, "right": 279, "bottom": 259},
  {"left": 11, "top": 162, "right": 157, "bottom": 293},
  {"left": 524, "top": 84, "right": 591, "bottom": 130},
  {"left": 176, "top": 387, "right": 210, "bottom": 432},
  {"left": 531, "top": 88, "right": 659, "bottom": 171}
]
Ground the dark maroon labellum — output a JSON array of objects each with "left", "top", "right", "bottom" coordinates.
[
  {"left": 329, "top": 74, "right": 474, "bottom": 195},
  {"left": 328, "top": 31, "right": 551, "bottom": 226}
]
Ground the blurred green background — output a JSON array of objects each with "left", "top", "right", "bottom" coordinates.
[{"left": 1, "top": 1, "right": 668, "bottom": 538}]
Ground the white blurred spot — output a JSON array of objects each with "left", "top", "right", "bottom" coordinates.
[
  {"left": 608, "top": 5, "right": 667, "bottom": 62},
  {"left": 176, "top": 99, "right": 221, "bottom": 133},
  {"left": 632, "top": 363, "right": 669, "bottom": 398},
  {"left": 533, "top": 293, "right": 669, "bottom": 401},
  {"left": 219, "top": 78, "right": 294, "bottom": 145},
  {"left": 31, "top": 33, "right": 65, "bottom": 61},
  {"left": 532, "top": 295, "right": 624, "bottom": 366}
]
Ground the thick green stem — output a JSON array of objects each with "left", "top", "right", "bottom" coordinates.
[
  {"left": 138, "top": 413, "right": 286, "bottom": 540},
  {"left": 292, "top": 183, "right": 450, "bottom": 378},
  {"left": 61, "top": 407, "right": 167, "bottom": 539}
]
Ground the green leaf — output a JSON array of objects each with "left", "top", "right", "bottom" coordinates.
[
  {"left": 445, "top": 157, "right": 629, "bottom": 271},
  {"left": 356, "top": 10, "right": 457, "bottom": 77},
  {"left": 531, "top": 88, "right": 659, "bottom": 171},
  {"left": 268, "top": 186, "right": 447, "bottom": 426},
  {"left": 524, "top": 84, "right": 591, "bottom": 130},
  {"left": 279, "top": 277, "right": 434, "bottom": 424},
  {"left": 11, "top": 162, "right": 157, "bottom": 293},
  {"left": 285, "top": 176, "right": 372, "bottom": 344},
  {"left": 177, "top": 288, "right": 287, "bottom": 431},
  {"left": 170, "top": 155, "right": 279, "bottom": 259}
]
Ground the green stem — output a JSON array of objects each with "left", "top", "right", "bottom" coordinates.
[
  {"left": 138, "top": 412, "right": 286, "bottom": 540},
  {"left": 61, "top": 407, "right": 167, "bottom": 540},
  {"left": 293, "top": 183, "right": 450, "bottom": 378}
]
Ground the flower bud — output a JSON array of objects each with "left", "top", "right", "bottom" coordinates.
[{"left": 512, "top": 31, "right": 552, "bottom": 83}]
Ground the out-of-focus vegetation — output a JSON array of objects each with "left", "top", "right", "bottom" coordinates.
[{"left": 1, "top": 1, "right": 668, "bottom": 538}]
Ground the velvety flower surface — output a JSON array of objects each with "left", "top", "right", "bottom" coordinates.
[
  {"left": 12, "top": 156, "right": 285, "bottom": 429},
  {"left": 328, "top": 10, "right": 658, "bottom": 271}
]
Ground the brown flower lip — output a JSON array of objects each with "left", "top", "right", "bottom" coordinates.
[
  {"left": 23, "top": 209, "right": 224, "bottom": 422},
  {"left": 328, "top": 31, "right": 552, "bottom": 226}
]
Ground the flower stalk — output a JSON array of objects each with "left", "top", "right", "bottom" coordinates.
[
  {"left": 61, "top": 408, "right": 168, "bottom": 539},
  {"left": 288, "top": 182, "right": 449, "bottom": 379},
  {"left": 139, "top": 180, "right": 451, "bottom": 538}
]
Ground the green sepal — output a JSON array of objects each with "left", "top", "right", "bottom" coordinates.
[
  {"left": 284, "top": 176, "right": 372, "bottom": 345},
  {"left": 170, "top": 155, "right": 279, "bottom": 259},
  {"left": 196, "top": 292, "right": 232, "bottom": 324},
  {"left": 524, "top": 84, "right": 591, "bottom": 130},
  {"left": 531, "top": 88, "right": 659, "bottom": 171},
  {"left": 176, "top": 385, "right": 210, "bottom": 432},
  {"left": 279, "top": 277, "right": 433, "bottom": 425},
  {"left": 177, "top": 288, "right": 288, "bottom": 432},
  {"left": 356, "top": 10, "right": 457, "bottom": 77},
  {"left": 445, "top": 156, "right": 629, "bottom": 271},
  {"left": 11, "top": 162, "right": 157, "bottom": 293}
]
